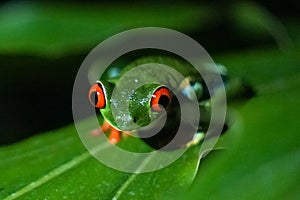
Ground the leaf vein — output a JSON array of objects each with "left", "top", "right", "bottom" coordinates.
[{"left": 3, "top": 143, "right": 110, "bottom": 200}]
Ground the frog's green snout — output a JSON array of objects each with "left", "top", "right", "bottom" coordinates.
[
  {"left": 129, "top": 85, "right": 172, "bottom": 128},
  {"left": 131, "top": 108, "right": 165, "bottom": 128},
  {"left": 132, "top": 113, "right": 151, "bottom": 127}
]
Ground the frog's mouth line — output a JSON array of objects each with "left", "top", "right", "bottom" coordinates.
[{"left": 134, "top": 111, "right": 167, "bottom": 138}]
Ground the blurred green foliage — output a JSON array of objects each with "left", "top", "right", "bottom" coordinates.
[{"left": 0, "top": 2, "right": 212, "bottom": 57}]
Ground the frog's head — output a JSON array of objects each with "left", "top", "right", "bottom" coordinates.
[{"left": 89, "top": 81, "right": 172, "bottom": 131}]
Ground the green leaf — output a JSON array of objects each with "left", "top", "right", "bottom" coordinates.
[
  {"left": 0, "top": 120, "right": 203, "bottom": 199},
  {"left": 1, "top": 46, "right": 299, "bottom": 199},
  {"left": 3, "top": 46, "right": 299, "bottom": 199},
  {"left": 0, "top": 2, "right": 213, "bottom": 58},
  {"left": 182, "top": 48, "right": 300, "bottom": 199}
]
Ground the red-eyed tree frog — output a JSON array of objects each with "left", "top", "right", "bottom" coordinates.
[{"left": 88, "top": 56, "right": 253, "bottom": 149}]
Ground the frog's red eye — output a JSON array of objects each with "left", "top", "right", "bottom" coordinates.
[
  {"left": 151, "top": 87, "right": 171, "bottom": 112},
  {"left": 88, "top": 82, "right": 106, "bottom": 109}
]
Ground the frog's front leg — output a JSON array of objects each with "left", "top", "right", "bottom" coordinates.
[
  {"left": 185, "top": 131, "right": 205, "bottom": 147},
  {"left": 91, "top": 120, "right": 132, "bottom": 144},
  {"left": 101, "top": 121, "right": 121, "bottom": 144}
]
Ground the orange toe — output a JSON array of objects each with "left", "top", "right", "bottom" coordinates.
[
  {"left": 109, "top": 129, "right": 121, "bottom": 144},
  {"left": 95, "top": 120, "right": 133, "bottom": 144},
  {"left": 101, "top": 121, "right": 111, "bottom": 132}
]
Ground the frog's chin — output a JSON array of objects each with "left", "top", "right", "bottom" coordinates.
[
  {"left": 137, "top": 112, "right": 167, "bottom": 135},
  {"left": 116, "top": 111, "right": 167, "bottom": 133}
]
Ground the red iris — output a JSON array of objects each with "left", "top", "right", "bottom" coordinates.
[
  {"left": 88, "top": 82, "right": 106, "bottom": 109},
  {"left": 151, "top": 87, "right": 171, "bottom": 112}
]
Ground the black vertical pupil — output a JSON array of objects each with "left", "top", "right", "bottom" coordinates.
[
  {"left": 158, "top": 95, "right": 170, "bottom": 108},
  {"left": 92, "top": 92, "right": 98, "bottom": 106}
]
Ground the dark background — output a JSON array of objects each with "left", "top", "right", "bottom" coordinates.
[{"left": 0, "top": 0, "right": 299, "bottom": 145}]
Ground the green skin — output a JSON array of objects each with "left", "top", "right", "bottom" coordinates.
[{"left": 97, "top": 56, "right": 210, "bottom": 132}]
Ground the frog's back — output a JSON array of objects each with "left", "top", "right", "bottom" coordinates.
[{"left": 120, "top": 56, "right": 200, "bottom": 78}]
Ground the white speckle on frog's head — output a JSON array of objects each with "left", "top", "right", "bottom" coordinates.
[
  {"left": 114, "top": 111, "right": 133, "bottom": 129},
  {"left": 139, "top": 98, "right": 148, "bottom": 105},
  {"left": 110, "top": 99, "right": 118, "bottom": 107},
  {"left": 134, "top": 79, "right": 138, "bottom": 83}
]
